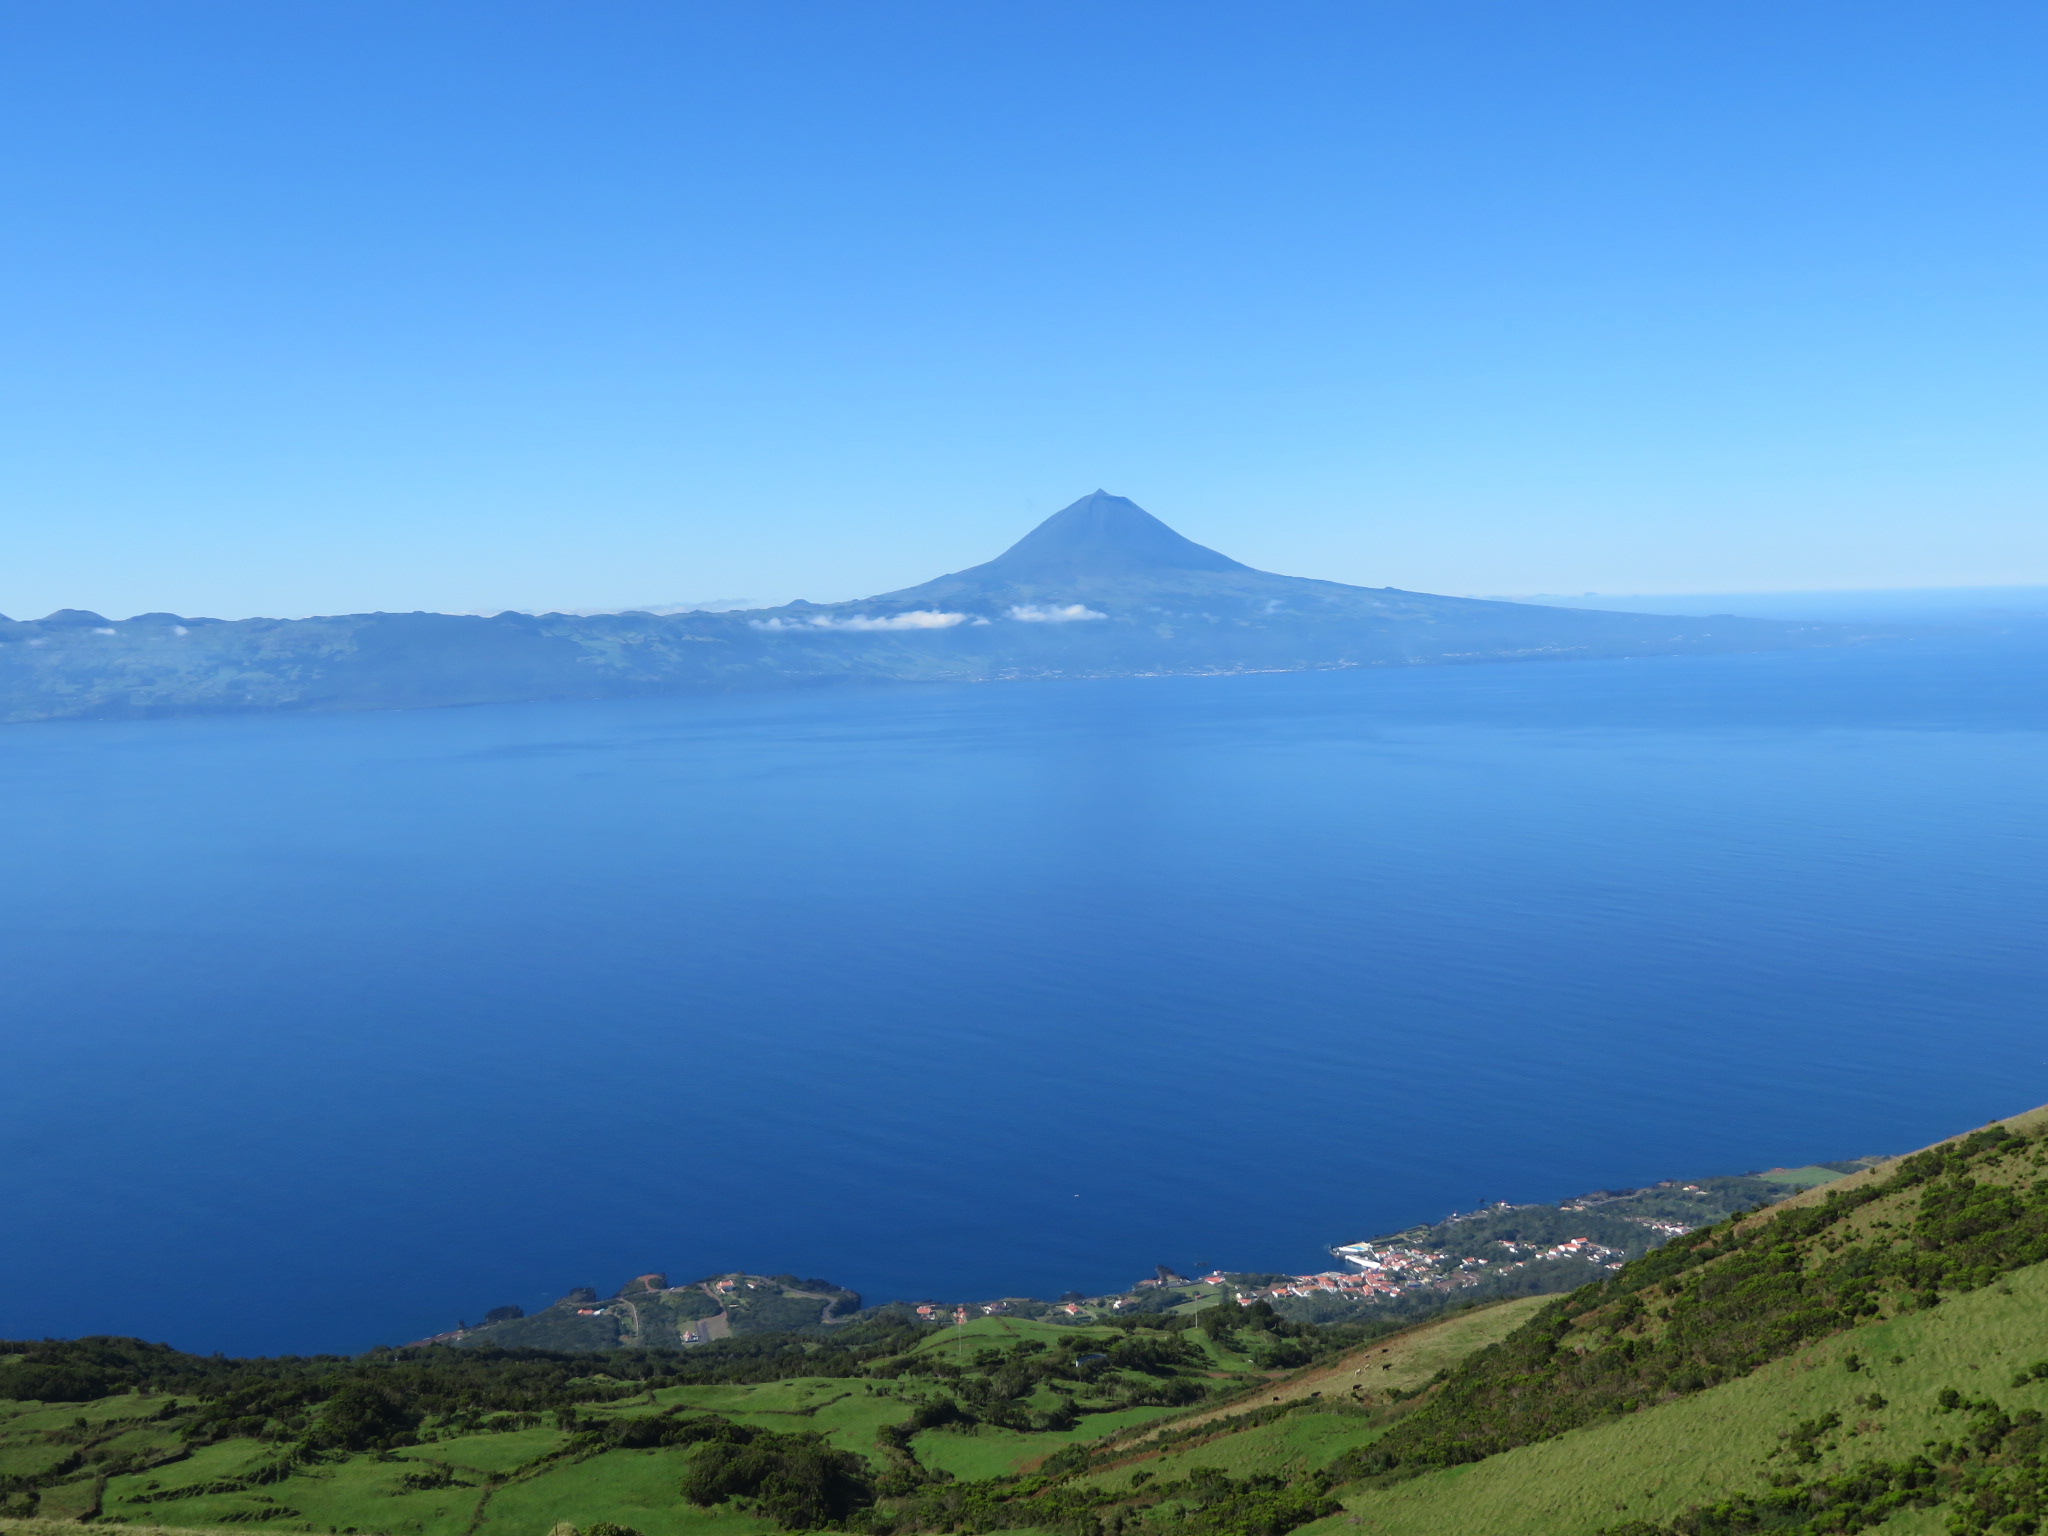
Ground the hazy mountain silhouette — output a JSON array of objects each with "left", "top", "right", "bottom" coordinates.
[
  {"left": 0, "top": 493, "right": 1884, "bottom": 721},
  {"left": 946, "top": 490, "right": 1250, "bottom": 581}
]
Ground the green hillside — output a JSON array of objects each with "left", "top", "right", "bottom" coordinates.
[{"left": 7, "top": 1107, "right": 2048, "bottom": 1536}]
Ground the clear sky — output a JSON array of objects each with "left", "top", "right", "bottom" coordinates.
[{"left": 5, "top": 2, "right": 2047, "bottom": 619}]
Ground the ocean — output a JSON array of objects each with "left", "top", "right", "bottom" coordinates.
[{"left": 3, "top": 631, "right": 2045, "bottom": 1355}]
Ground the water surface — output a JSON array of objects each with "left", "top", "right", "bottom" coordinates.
[{"left": 3, "top": 635, "right": 2044, "bottom": 1353}]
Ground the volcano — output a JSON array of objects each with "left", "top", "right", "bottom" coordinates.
[
  {"left": 951, "top": 490, "right": 1250, "bottom": 580},
  {"left": 0, "top": 493, "right": 1878, "bottom": 721}
]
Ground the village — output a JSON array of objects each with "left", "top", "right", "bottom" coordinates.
[{"left": 943, "top": 1227, "right": 1640, "bottom": 1325}]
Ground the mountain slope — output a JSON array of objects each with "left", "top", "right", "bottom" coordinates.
[
  {"left": 923, "top": 490, "right": 1253, "bottom": 580},
  {"left": 1314, "top": 1263, "right": 2048, "bottom": 1534},
  {"left": 0, "top": 494, "right": 1878, "bottom": 722}
]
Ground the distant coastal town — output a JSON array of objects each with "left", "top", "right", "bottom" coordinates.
[{"left": 986, "top": 1216, "right": 1641, "bottom": 1323}]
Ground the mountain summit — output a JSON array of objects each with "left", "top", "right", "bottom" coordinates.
[{"left": 958, "top": 491, "right": 1250, "bottom": 580}]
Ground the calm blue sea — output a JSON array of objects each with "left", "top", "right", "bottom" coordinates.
[{"left": 4, "top": 634, "right": 2047, "bottom": 1356}]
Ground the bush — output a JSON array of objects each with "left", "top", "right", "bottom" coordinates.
[{"left": 681, "top": 1427, "right": 873, "bottom": 1529}]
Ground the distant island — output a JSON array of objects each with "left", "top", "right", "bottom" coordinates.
[{"left": 0, "top": 492, "right": 1879, "bottom": 722}]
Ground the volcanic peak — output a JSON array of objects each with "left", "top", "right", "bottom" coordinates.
[{"left": 952, "top": 491, "right": 1251, "bottom": 582}]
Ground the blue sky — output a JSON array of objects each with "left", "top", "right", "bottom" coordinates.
[{"left": 4, "top": 2, "right": 2047, "bottom": 618}]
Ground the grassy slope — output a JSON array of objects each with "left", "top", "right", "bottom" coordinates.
[
  {"left": 1763, "top": 1165, "right": 1869, "bottom": 1191},
  {"left": 1746, "top": 1103, "right": 2048, "bottom": 1223},
  {"left": 879, "top": 1318, "right": 1226, "bottom": 1478},
  {"left": 474, "top": 1454, "right": 781, "bottom": 1536},
  {"left": 94, "top": 1408, "right": 780, "bottom": 1536},
  {"left": 993, "top": 1296, "right": 1559, "bottom": 1500},
  {"left": 1305, "top": 1252, "right": 2048, "bottom": 1535},
  {"left": 913, "top": 1407, "right": 1188, "bottom": 1484},
  {"left": 1120, "top": 1294, "right": 1552, "bottom": 1443},
  {"left": 645, "top": 1379, "right": 913, "bottom": 1457},
  {"left": 901, "top": 1321, "right": 1077, "bottom": 1357}
]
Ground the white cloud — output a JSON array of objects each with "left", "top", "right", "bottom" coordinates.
[
  {"left": 1006, "top": 603, "right": 1108, "bottom": 623},
  {"left": 829, "top": 610, "right": 969, "bottom": 630},
  {"left": 750, "top": 609, "right": 970, "bottom": 632}
]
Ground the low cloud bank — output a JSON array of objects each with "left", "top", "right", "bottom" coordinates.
[
  {"left": 1007, "top": 603, "right": 1108, "bottom": 623},
  {"left": 751, "top": 609, "right": 970, "bottom": 632}
]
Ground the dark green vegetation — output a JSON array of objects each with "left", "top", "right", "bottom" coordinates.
[
  {"left": 13, "top": 1111, "right": 2048, "bottom": 1536},
  {"left": 1599, "top": 1381, "right": 2048, "bottom": 1536},
  {"left": 0, "top": 494, "right": 1870, "bottom": 722}
]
